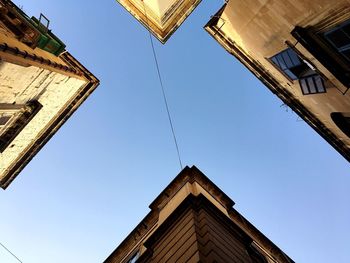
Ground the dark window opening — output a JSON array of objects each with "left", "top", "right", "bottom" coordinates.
[
  {"left": 0, "top": 116, "right": 11, "bottom": 126},
  {"left": 270, "top": 48, "right": 309, "bottom": 80},
  {"left": 270, "top": 48, "right": 326, "bottom": 94},
  {"left": 331, "top": 112, "right": 350, "bottom": 138},
  {"left": 0, "top": 100, "right": 42, "bottom": 152},
  {"left": 324, "top": 20, "right": 350, "bottom": 62},
  {"left": 292, "top": 26, "right": 350, "bottom": 92},
  {"left": 127, "top": 252, "right": 139, "bottom": 263}
]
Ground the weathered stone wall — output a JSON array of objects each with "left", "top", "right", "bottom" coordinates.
[
  {"left": 0, "top": 61, "right": 86, "bottom": 182},
  {"left": 219, "top": 0, "right": 350, "bottom": 148}
]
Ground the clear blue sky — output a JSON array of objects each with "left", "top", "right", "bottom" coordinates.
[{"left": 1, "top": 1, "right": 349, "bottom": 262}]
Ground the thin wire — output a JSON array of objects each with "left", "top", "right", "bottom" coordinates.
[
  {"left": 141, "top": 0, "right": 183, "bottom": 169},
  {"left": 0, "top": 241, "right": 23, "bottom": 263}
]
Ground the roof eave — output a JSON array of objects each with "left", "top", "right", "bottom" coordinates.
[
  {"left": 205, "top": 6, "right": 350, "bottom": 163},
  {"left": 0, "top": 52, "right": 99, "bottom": 189}
]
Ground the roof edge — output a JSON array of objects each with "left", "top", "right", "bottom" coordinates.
[
  {"left": 149, "top": 165, "right": 235, "bottom": 210},
  {"left": 103, "top": 165, "right": 235, "bottom": 262},
  {"left": 0, "top": 51, "right": 99, "bottom": 189},
  {"left": 205, "top": 5, "right": 350, "bottom": 163}
]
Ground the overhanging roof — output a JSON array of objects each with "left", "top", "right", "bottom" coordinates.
[
  {"left": 0, "top": 51, "right": 99, "bottom": 189},
  {"left": 116, "top": 0, "right": 201, "bottom": 43},
  {"left": 0, "top": 0, "right": 100, "bottom": 189},
  {"left": 104, "top": 166, "right": 294, "bottom": 263},
  {"left": 204, "top": 3, "right": 350, "bottom": 163}
]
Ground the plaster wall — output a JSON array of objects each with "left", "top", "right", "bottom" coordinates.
[
  {"left": 0, "top": 61, "right": 86, "bottom": 182},
  {"left": 219, "top": 0, "right": 350, "bottom": 148}
]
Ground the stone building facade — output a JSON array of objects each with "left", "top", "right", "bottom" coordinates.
[
  {"left": 0, "top": 0, "right": 99, "bottom": 189},
  {"left": 104, "top": 166, "right": 293, "bottom": 263},
  {"left": 116, "top": 0, "right": 350, "bottom": 162},
  {"left": 205, "top": 0, "right": 350, "bottom": 162},
  {"left": 115, "top": 0, "right": 202, "bottom": 43}
]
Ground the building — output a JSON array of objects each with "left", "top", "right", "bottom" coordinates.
[
  {"left": 0, "top": 0, "right": 99, "bottom": 189},
  {"left": 104, "top": 166, "right": 294, "bottom": 263},
  {"left": 205, "top": 0, "right": 350, "bottom": 162},
  {"left": 115, "top": 0, "right": 202, "bottom": 43},
  {"left": 116, "top": 0, "right": 350, "bottom": 162}
]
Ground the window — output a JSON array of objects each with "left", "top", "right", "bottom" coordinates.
[
  {"left": 270, "top": 48, "right": 326, "bottom": 94},
  {"left": 299, "top": 74, "right": 326, "bottom": 95},
  {"left": 0, "top": 116, "right": 11, "bottom": 126},
  {"left": 0, "top": 101, "right": 42, "bottom": 152},
  {"left": 324, "top": 20, "right": 350, "bottom": 62},
  {"left": 0, "top": 114, "right": 13, "bottom": 136},
  {"left": 0, "top": 108, "right": 18, "bottom": 136},
  {"left": 292, "top": 16, "right": 350, "bottom": 91},
  {"left": 127, "top": 252, "right": 139, "bottom": 263},
  {"left": 331, "top": 112, "right": 350, "bottom": 138},
  {"left": 270, "top": 48, "right": 308, "bottom": 80}
]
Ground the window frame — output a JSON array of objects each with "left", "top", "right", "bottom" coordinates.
[
  {"left": 269, "top": 47, "right": 307, "bottom": 81},
  {"left": 291, "top": 13, "right": 350, "bottom": 94},
  {"left": 0, "top": 104, "right": 24, "bottom": 135},
  {"left": 323, "top": 19, "right": 350, "bottom": 62},
  {"left": 0, "top": 101, "right": 42, "bottom": 152},
  {"left": 299, "top": 74, "right": 326, "bottom": 95},
  {"left": 269, "top": 47, "right": 327, "bottom": 95}
]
